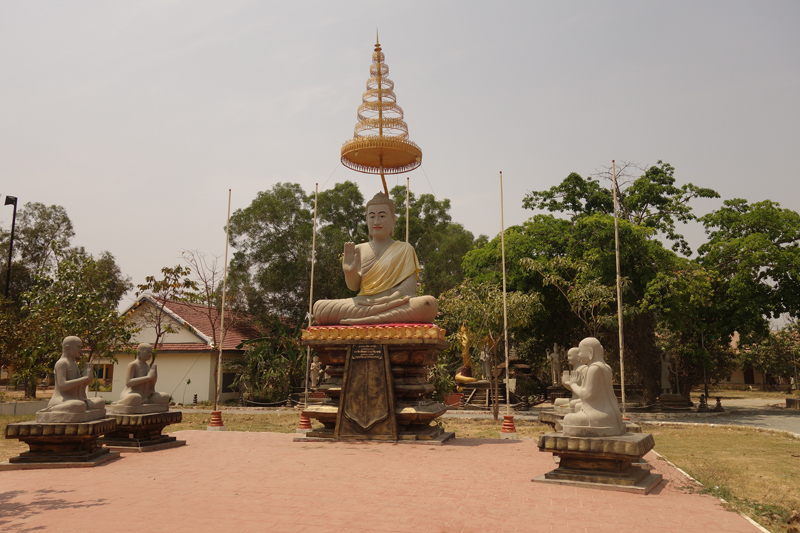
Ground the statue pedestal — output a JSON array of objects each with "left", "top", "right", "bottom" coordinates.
[
  {"left": 538, "top": 410, "right": 641, "bottom": 433},
  {"left": 655, "top": 393, "right": 693, "bottom": 410},
  {"left": 533, "top": 432, "right": 662, "bottom": 494},
  {"left": 297, "top": 325, "right": 454, "bottom": 444},
  {"left": 97, "top": 411, "right": 184, "bottom": 452},
  {"left": 1, "top": 418, "right": 120, "bottom": 470}
]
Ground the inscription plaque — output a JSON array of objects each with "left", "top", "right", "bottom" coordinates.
[{"left": 335, "top": 344, "right": 398, "bottom": 440}]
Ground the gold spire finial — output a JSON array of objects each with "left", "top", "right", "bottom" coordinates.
[{"left": 341, "top": 37, "right": 422, "bottom": 195}]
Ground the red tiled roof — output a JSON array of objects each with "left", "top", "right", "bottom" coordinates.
[{"left": 158, "top": 299, "right": 261, "bottom": 351}]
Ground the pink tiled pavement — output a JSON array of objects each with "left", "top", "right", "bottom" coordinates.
[{"left": 0, "top": 431, "right": 760, "bottom": 533}]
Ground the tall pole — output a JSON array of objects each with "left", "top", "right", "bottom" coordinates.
[
  {"left": 612, "top": 160, "right": 626, "bottom": 415},
  {"left": 500, "top": 172, "right": 510, "bottom": 415},
  {"left": 304, "top": 184, "right": 319, "bottom": 409},
  {"left": 406, "top": 177, "right": 410, "bottom": 243},
  {"left": 215, "top": 189, "right": 232, "bottom": 413},
  {"left": 4, "top": 196, "right": 18, "bottom": 298}
]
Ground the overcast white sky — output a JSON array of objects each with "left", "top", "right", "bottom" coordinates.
[{"left": 1, "top": 1, "right": 798, "bottom": 308}]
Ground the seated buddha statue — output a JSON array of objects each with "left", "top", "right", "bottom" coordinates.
[
  {"left": 313, "top": 192, "right": 438, "bottom": 326},
  {"left": 561, "top": 337, "right": 625, "bottom": 437},
  {"left": 36, "top": 336, "right": 106, "bottom": 422},
  {"left": 112, "top": 343, "right": 170, "bottom": 412}
]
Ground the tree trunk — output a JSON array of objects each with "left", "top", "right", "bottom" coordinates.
[{"left": 26, "top": 377, "right": 37, "bottom": 399}]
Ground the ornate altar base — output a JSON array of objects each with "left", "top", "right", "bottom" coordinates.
[
  {"left": 297, "top": 324, "right": 454, "bottom": 444},
  {"left": 1, "top": 418, "right": 120, "bottom": 470},
  {"left": 97, "top": 411, "right": 185, "bottom": 453},
  {"left": 533, "top": 432, "right": 663, "bottom": 494}
]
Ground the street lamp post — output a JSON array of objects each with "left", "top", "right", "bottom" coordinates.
[{"left": 4, "top": 195, "right": 18, "bottom": 298}]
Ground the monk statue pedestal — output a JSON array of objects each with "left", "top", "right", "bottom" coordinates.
[
  {"left": 296, "top": 324, "right": 454, "bottom": 444},
  {"left": 2, "top": 418, "right": 119, "bottom": 470},
  {"left": 533, "top": 432, "right": 662, "bottom": 494},
  {"left": 98, "top": 409, "right": 184, "bottom": 453}
]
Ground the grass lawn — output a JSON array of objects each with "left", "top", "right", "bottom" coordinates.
[
  {"left": 3, "top": 411, "right": 799, "bottom": 532},
  {"left": 645, "top": 423, "right": 800, "bottom": 533}
]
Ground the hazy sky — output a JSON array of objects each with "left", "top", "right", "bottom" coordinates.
[{"left": 1, "top": 1, "right": 798, "bottom": 307}]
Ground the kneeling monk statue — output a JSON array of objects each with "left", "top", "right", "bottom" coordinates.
[
  {"left": 313, "top": 192, "right": 438, "bottom": 325},
  {"left": 114, "top": 343, "right": 170, "bottom": 409}
]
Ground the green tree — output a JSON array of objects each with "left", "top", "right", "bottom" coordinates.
[
  {"left": 134, "top": 265, "right": 199, "bottom": 355},
  {"left": 438, "top": 280, "right": 540, "bottom": 419},
  {"left": 5, "top": 253, "right": 134, "bottom": 397},
  {"left": 390, "top": 185, "right": 482, "bottom": 297}
]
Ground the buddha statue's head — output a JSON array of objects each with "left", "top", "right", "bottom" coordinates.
[
  {"left": 137, "top": 343, "right": 153, "bottom": 362},
  {"left": 567, "top": 347, "right": 581, "bottom": 369},
  {"left": 62, "top": 336, "right": 82, "bottom": 359},
  {"left": 365, "top": 192, "right": 397, "bottom": 240},
  {"left": 578, "top": 337, "right": 604, "bottom": 365}
]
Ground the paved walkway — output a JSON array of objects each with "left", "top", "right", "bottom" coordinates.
[{"left": 0, "top": 431, "right": 760, "bottom": 533}]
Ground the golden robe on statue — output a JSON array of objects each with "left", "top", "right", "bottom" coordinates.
[{"left": 312, "top": 192, "right": 438, "bottom": 326}]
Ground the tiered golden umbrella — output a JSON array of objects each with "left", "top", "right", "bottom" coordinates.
[{"left": 341, "top": 34, "right": 422, "bottom": 195}]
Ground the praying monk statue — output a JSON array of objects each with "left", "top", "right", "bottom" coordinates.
[
  {"left": 36, "top": 336, "right": 106, "bottom": 422},
  {"left": 561, "top": 337, "right": 625, "bottom": 437},
  {"left": 554, "top": 347, "right": 585, "bottom": 411},
  {"left": 313, "top": 192, "right": 438, "bottom": 325},
  {"left": 113, "top": 343, "right": 170, "bottom": 410}
]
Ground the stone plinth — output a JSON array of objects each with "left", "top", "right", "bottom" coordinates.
[
  {"left": 107, "top": 404, "right": 169, "bottom": 415},
  {"left": 534, "top": 432, "right": 662, "bottom": 494},
  {"left": 36, "top": 406, "right": 106, "bottom": 423},
  {"left": 538, "top": 410, "right": 641, "bottom": 433},
  {"left": 298, "top": 325, "right": 454, "bottom": 444},
  {"left": 97, "top": 411, "right": 184, "bottom": 452},
  {"left": 654, "top": 393, "right": 693, "bottom": 410},
  {"left": 2, "top": 418, "right": 120, "bottom": 470}
]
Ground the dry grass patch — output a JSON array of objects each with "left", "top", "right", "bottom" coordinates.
[
  {"left": 170, "top": 411, "right": 301, "bottom": 433},
  {"left": 691, "top": 389, "right": 797, "bottom": 401},
  {"left": 644, "top": 423, "right": 800, "bottom": 533},
  {"left": 0, "top": 415, "right": 36, "bottom": 462},
  {"left": 440, "top": 417, "right": 550, "bottom": 439}
]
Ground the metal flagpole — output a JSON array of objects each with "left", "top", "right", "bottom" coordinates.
[
  {"left": 612, "top": 160, "right": 626, "bottom": 415},
  {"left": 214, "top": 189, "right": 232, "bottom": 415},
  {"left": 500, "top": 172, "right": 510, "bottom": 414},
  {"left": 304, "top": 184, "right": 319, "bottom": 409}
]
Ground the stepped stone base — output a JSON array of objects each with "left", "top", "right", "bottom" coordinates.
[
  {"left": 534, "top": 431, "right": 662, "bottom": 495},
  {"left": 97, "top": 411, "right": 183, "bottom": 452},
  {"left": 301, "top": 329, "right": 452, "bottom": 443},
  {"left": 2, "top": 418, "right": 119, "bottom": 470}
]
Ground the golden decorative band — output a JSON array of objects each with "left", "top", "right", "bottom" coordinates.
[{"left": 302, "top": 324, "right": 446, "bottom": 342}]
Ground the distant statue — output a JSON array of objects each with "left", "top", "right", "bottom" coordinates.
[
  {"left": 112, "top": 343, "right": 169, "bottom": 412},
  {"left": 548, "top": 344, "right": 563, "bottom": 385},
  {"left": 36, "top": 336, "right": 106, "bottom": 422},
  {"left": 554, "top": 347, "right": 585, "bottom": 411},
  {"left": 313, "top": 192, "right": 438, "bottom": 325},
  {"left": 660, "top": 352, "right": 674, "bottom": 395},
  {"left": 561, "top": 337, "right": 625, "bottom": 437},
  {"left": 310, "top": 355, "right": 322, "bottom": 388},
  {"left": 479, "top": 347, "right": 492, "bottom": 380}
]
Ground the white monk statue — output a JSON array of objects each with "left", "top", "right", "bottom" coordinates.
[
  {"left": 561, "top": 337, "right": 625, "bottom": 437},
  {"left": 112, "top": 343, "right": 169, "bottom": 412},
  {"left": 554, "top": 347, "right": 585, "bottom": 411},
  {"left": 660, "top": 351, "right": 673, "bottom": 394},
  {"left": 310, "top": 355, "right": 322, "bottom": 388},
  {"left": 36, "top": 336, "right": 106, "bottom": 422},
  {"left": 313, "top": 192, "right": 438, "bottom": 325}
]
